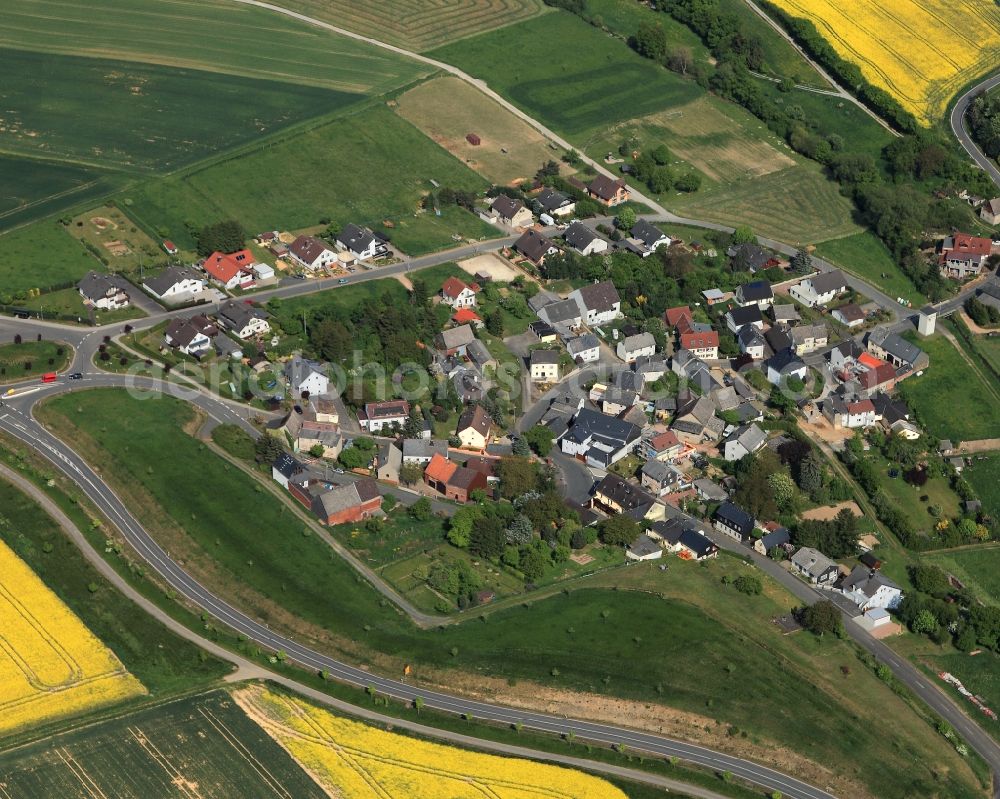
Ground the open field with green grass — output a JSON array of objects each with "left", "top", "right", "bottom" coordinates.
[
  {"left": 36, "top": 388, "right": 988, "bottom": 799},
  {"left": 0, "top": 690, "right": 326, "bottom": 796},
  {"left": 19, "top": 286, "right": 145, "bottom": 326},
  {"left": 0, "top": 220, "right": 104, "bottom": 295},
  {"left": 395, "top": 76, "right": 565, "bottom": 185},
  {"left": 0, "top": 48, "right": 363, "bottom": 174},
  {"left": 965, "top": 452, "right": 1000, "bottom": 521},
  {"left": 898, "top": 333, "right": 1000, "bottom": 442},
  {"left": 814, "top": 231, "right": 925, "bottom": 305},
  {"left": 122, "top": 107, "right": 493, "bottom": 252},
  {"left": 866, "top": 452, "right": 961, "bottom": 539},
  {"left": 0, "top": 340, "right": 70, "bottom": 382},
  {"left": 925, "top": 547, "right": 1000, "bottom": 605},
  {"left": 965, "top": 330, "right": 1000, "bottom": 375},
  {"left": 261, "top": 0, "right": 544, "bottom": 51},
  {"left": 429, "top": 13, "right": 703, "bottom": 137},
  {"left": 1, "top": 0, "right": 428, "bottom": 92}
]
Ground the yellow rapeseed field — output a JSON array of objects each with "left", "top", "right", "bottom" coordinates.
[
  {"left": 235, "top": 687, "right": 628, "bottom": 799},
  {"left": 770, "top": 0, "right": 1000, "bottom": 124},
  {"left": 0, "top": 539, "right": 143, "bottom": 736}
]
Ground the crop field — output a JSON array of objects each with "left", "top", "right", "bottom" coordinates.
[
  {"left": 0, "top": 538, "right": 144, "bottom": 738},
  {"left": 263, "top": 0, "right": 544, "bottom": 51},
  {"left": 0, "top": 690, "right": 327, "bottom": 797},
  {"left": 0, "top": 221, "right": 100, "bottom": 297},
  {"left": 123, "top": 107, "right": 493, "bottom": 252},
  {"left": 965, "top": 452, "right": 1000, "bottom": 521},
  {"left": 0, "top": 48, "right": 362, "bottom": 174},
  {"left": 897, "top": 333, "right": 1000, "bottom": 442},
  {"left": 395, "top": 77, "right": 565, "bottom": 185},
  {"left": 814, "top": 231, "right": 926, "bottom": 305},
  {"left": 236, "top": 685, "right": 626, "bottom": 799},
  {"left": 767, "top": 0, "right": 1000, "bottom": 123},
  {"left": 0, "top": 0, "right": 428, "bottom": 93},
  {"left": 429, "top": 13, "right": 702, "bottom": 137}
]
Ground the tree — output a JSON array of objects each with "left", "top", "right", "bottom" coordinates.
[
  {"left": 731, "top": 225, "right": 755, "bottom": 245},
  {"left": 495, "top": 456, "right": 538, "bottom": 500},
  {"left": 800, "top": 600, "right": 842, "bottom": 636},
  {"left": 448, "top": 506, "right": 481, "bottom": 548},
  {"left": 615, "top": 207, "right": 636, "bottom": 231},
  {"left": 309, "top": 444, "right": 326, "bottom": 458},
  {"left": 633, "top": 20, "right": 668, "bottom": 62},
  {"left": 767, "top": 472, "right": 796, "bottom": 511},
  {"left": 196, "top": 220, "right": 246, "bottom": 256},
  {"left": 650, "top": 144, "right": 671, "bottom": 165},
  {"left": 796, "top": 450, "right": 824, "bottom": 498},
  {"left": 506, "top": 514, "right": 534, "bottom": 546},
  {"left": 598, "top": 516, "right": 640, "bottom": 547},
  {"left": 470, "top": 516, "right": 505, "bottom": 559},
  {"left": 408, "top": 497, "right": 432, "bottom": 521},
  {"left": 909, "top": 563, "right": 950, "bottom": 597},
  {"left": 254, "top": 434, "right": 284, "bottom": 464},
  {"left": 666, "top": 46, "right": 694, "bottom": 75},
  {"left": 733, "top": 574, "right": 763, "bottom": 595},
  {"left": 511, "top": 435, "right": 530, "bottom": 457},
  {"left": 911, "top": 609, "right": 937, "bottom": 635},
  {"left": 790, "top": 249, "right": 813, "bottom": 275},
  {"left": 674, "top": 172, "right": 701, "bottom": 192},
  {"left": 520, "top": 546, "right": 547, "bottom": 581},
  {"left": 399, "top": 462, "right": 424, "bottom": 486},
  {"left": 523, "top": 425, "right": 554, "bottom": 457},
  {"left": 403, "top": 407, "right": 422, "bottom": 439},
  {"left": 339, "top": 438, "right": 376, "bottom": 470},
  {"left": 485, "top": 309, "right": 504, "bottom": 337}
]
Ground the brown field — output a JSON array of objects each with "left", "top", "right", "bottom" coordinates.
[
  {"left": 394, "top": 76, "right": 563, "bottom": 185},
  {"left": 457, "top": 253, "right": 520, "bottom": 281}
]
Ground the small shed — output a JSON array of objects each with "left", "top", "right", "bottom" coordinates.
[{"left": 466, "top": 133, "right": 481, "bottom": 146}]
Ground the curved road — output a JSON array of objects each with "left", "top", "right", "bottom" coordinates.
[
  {"left": 951, "top": 71, "right": 1000, "bottom": 189},
  {"left": 0, "top": 385, "right": 835, "bottom": 799}
]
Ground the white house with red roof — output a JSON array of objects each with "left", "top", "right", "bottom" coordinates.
[
  {"left": 939, "top": 232, "right": 993, "bottom": 279},
  {"left": 202, "top": 250, "right": 256, "bottom": 291},
  {"left": 440, "top": 277, "right": 479, "bottom": 308}
]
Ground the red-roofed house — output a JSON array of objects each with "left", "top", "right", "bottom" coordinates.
[
  {"left": 664, "top": 306, "right": 692, "bottom": 329},
  {"left": 423, "top": 452, "right": 457, "bottom": 490},
  {"left": 423, "top": 453, "right": 487, "bottom": 503},
  {"left": 939, "top": 232, "right": 993, "bottom": 279},
  {"left": 857, "top": 351, "right": 882, "bottom": 370},
  {"left": 680, "top": 330, "right": 719, "bottom": 360},
  {"left": 440, "top": 277, "right": 479, "bottom": 308},
  {"left": 642, "top": 429, "right": 683, "bottom": 462},
  {"left": 451, "top": 308, "right": 482, "bottom": 327},
  {"left": 858, "top": 360, "right": 897, "bottom": 395},
  {"left": 824, "top": 398, "right": 878, "bottom": 429},
  {"left": 202, "top": 250, "right": 256, "bottom": 291}
]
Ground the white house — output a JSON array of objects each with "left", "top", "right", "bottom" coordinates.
[
  {"left": 359, "top": 400, "right": 410, "bottom": 432},
  {"left": 216, "top": 301, "right": 270, "bottom": 340},
  {"left": 289, "top": 235, "right": 338, "bottom": 271},
  {"left": 440, "top": 277, "right": 478, "bottom": 308},
  {"left": 735, "top": 281, "right": 774, "bottom": 310},
  {"left": 626, "top": 534, "right": 663, "bottom": 562},
  {"left": 790, "top": 323, "right": 828, "bottom": 356},
  {"left": 336, "top": 224, "right": 387, "bottom": 261},
  {"left": 252, "top": 263, "right": 275, "bottom": 282},
  {"left": 272, "top": 452, "right": 304, "bottom": 490},
  {"left": 721, "top": 423, "right": 767, "bottom": 462},
  {"left": 558, "top": 408, "right": 641, "bottom": 468},
  {"left": 790, "top": 547, "right": 839, "bottom": 585},
  {"left": 285, "top": 355, "right": 329, "bottom": 398},
  {"left": 78, "top": 272, "right": 130, "bottom": 310},
  {"left": 765, "top": 349, "right": 808, "bottom": 386},
  {"left": 841, "top": 565, "right": 903, "bottom": 610},
  {"left": 789, "top": 270, "right": 847, "bottom": 307},
  {"left": 563, "top": 222, "right": 608, "bottom": 256},
  {"left": 529, "top": 350, "right": 560, "bottom": 382},
  {"left": 631, "top": 219, "right": 671, "bottom": 252},
  {"left": 737, "top": 326, "right": 766, "bottom": 360},
  {"left": 535, "top": 187, "right": 576, "bottom": 218},
  {"left": 823, "top": 398, "right": 878, "bottom": 429},
  {"left": 832, "top": 303, "right": 865, "bottom": 328},
  {"left": 164, "top": 316, "right": 214, "bottom": 356},
  {"left": 143, "top": 265, "right": 205, "bottom": 301},
  {"left": 568, "top": 280, "right": 621, "bottom": 326},
  {"left": 616, "top": 332, "right": 655, "bottom": 363},
  {"left": 566, "top": 333, "right": 601, "bottom": 363}
]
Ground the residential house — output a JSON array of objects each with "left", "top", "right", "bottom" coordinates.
[
  {"left": 976, "top": 282, "right": 1000, "bottom": 312},
  {"left": 253, "top": 263, "right": 275, "bottom": 282},
  {"left": 980, "top": 198, "right": 1000, "bottom": 225},
  {"left": 829, "top": 339, "right": 865, "bottom": 371},
  {"left": 770, "top": 304, "right": 801, "bottom": 326},
  {"left": 671, "top": 395, "right": 724, "bottom": 444},
  {"left": 529, "top": 320, "right": 558, "bottom": 343},
  {"left": 626, "top": 534, "right": 663, "bottom": 561},
  {"left": 402, "top": 439, "right": 448, "bottom": 465},
  {"left": 569, "top": 280, "right": 622, "bottom": 326},
  {"left": 514, "top": 230, "right": 559, "bottom": 266},
  {"left": 164, "top": 315, "right": 216, "bottom": 356},
  {"left": 641, "top": 429, "right": 682, "bottom": 462},
  {"left": 840, "top": 568, "right": 903, "bottom": 609},
  {"left": 285, "top": 355, "right": 329, "bottom": 398},
  {"left": 440, "top": 276, "right": 479, "bottom": 309},
  {"left": 296, "top": 479, "right": 381, "bottom": 525},
  {"left": 866, "top": 329, "right": 929, "bottom": 372},
  {"left": 735, "top": 280, "right": 774, "bottom": 309},
  {"left": 832, "top": 303, "right": 865, "bottom": 328},
  {"left": 679, "top": 329, "right": 719, "bottom": 360},
  {"left": 271, "top": 452, "right": 305, "bottom": 489},
  {"left": 78, "top": 272, "right": 130, "bottom": 310},
  {"left": 754, "top": 526, "right": 791, "bottom": 556},
  {"left": 677, "top": 529, "right": 719, "bottom": 560},
  {"left": 437, "top": 324, "right": 476, "bottom": 357},
  {"left": 694, "top": 478, "right": 728, "bottom": 501},
  {"left": 456, "top": 404, "right": 492, "bottom": 450},
  {"left": 857, "top": 356, "right": 898, "bottom": 396},
  {"left": 358, "top": 400, "right": 410, "bottom": 432},
  {"left": 535, "top": 187, "right": 576, "bottom": 217},
  {"left": 452, "top": 308, "right": 482, "bottom": 328},
  {"left": 143, "top": 265, "right": 205, "bottom": 301},
  {"left": 529, "top": 349, "right": 560, "bottom": 382},
  {"left": 466, "top": 339, "right": 496, "bottom": 374},
  {"left": 213, "top": 334, "right": 243, "bottom": 360},
  {"left": 713, "top": 502, "right": 754, "bottom": 542},
  {"left": 789, "top": 270, "right": 847, "bottom": 307},
  {"left": 664, "top": 305, "right": 692, "bottom": 329},
  {"left": 635, "top": 354, "right": 669, "bottom": 384},
  {"left": 765, "top": 349, "right": 808, "bottom": 386},
  {"left": 737, "top": 325, "right": 766, "bottom": 360},
  {"left": 538, "top": 298, "right": 583, "bottom": 328},
  {"left": 558, "top": 407, "right": 641, "bottom": 467},
  {"left": 722, "top": 423, "right": 767, "bottom": 462},
  {"left": 216, "top": 301, "right": 270, "bottom": 340},
  {"left": 631, "top": 220, "right": 671, "bottom": 252},
  {"left": 938, "top": 232, "right": 992, "bottom": 279},
  {"left": 587, "top": 174, "right": 630, "bottom": 206},
  {"left": 566, "top": 333, "right": 601, "bottom": 363},
  {"left": 289, "top": 235, "right": 338, "bottom": 271},
  {"left": 423, "top": 453, "right": 487, "bottom": 503},
  {"left": 336, "top": 224, "right": 387, "bottom": 261},
  {"left": 202, "top": 249, "right": 256, "bottom": 290},
  {"left": 790, "top": 547, "right": 839, "bottom": 585},
  {"left": 284, "top": 408, "right": 342, "bottom": 459},
  {"left": 490, "top": 195, "right": 533, "bottom": 227},
  {"left": 725, "top": 304, "right": 764, "bottom": 334},
  {"left": 728, "top": 243, "right": 780, "bottom": 274},
  {"left": 790, "top": 323, "right": 828, "bottom": 356},
  {"left": 823, "top": 397, "right": 878, "bottom": 429},
  {"left": 601, "top": 387, "right": 637, "bottom": 416},
  {"left": 640, "top": 459, "right": 688, "bottom": 496},
  {"left": 617, "top": 332, "right": 656, "bottom": 363},
  {"left": 592, "top": 473, "right": 658, "bottom": 516},
  {"left": 563, "top": 222, "right": 608, "bottom": 256},
  {"left": 376, "top": 441, "right": 402, "bottom": 483}
]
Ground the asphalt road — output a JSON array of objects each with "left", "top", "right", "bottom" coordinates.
[
  {"left": 0, "top": 393, "right": 837, "bottom": 799},
  {"left": 951, "top": 71, "right": 1000, "bottom": 189}
]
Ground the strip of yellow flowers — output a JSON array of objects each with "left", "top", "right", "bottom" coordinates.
[
  {"left": 0, "top": 539, "right": 144, "bottom": 736},
  {"left": 235, "top": 686, "right": 627, "bottom": 799},
  {"left": 769, "top": 0, "right": 1000, "bottom": 124}
]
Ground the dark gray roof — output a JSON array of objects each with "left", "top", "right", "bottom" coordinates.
[
  {"left": 78, "top": 271, "right": 129, "bottom": 302},
  {"left": 809, "top": 269, "right": 847, "bottom": 295},
  {"left": 143, "top": 264, "right": 201, "bottom": 296},
  {"left": 872, "top": 331, "right": 923, "bottom": 366},
  {"left": 715, "top": 501, "right": 753, "bottom": 534},
  {"left": 565, "top": 408, "right": 641, "bottom": 449},
  {"left": 337, "top": 223, "right": 375, "bottom": 253},
  {"left": 738, "top": 325, "right": 765, "bottom": 347},
  {"left": 594, "top": 473, "right": 657, "bottom": 511},
  {"left": 491, "top": 194, "right": 525, "bottom": 218},
  {"left": 564, "top": 221, "right": 601, "bottom": 251},
  {"left": 631, "top": 219, "right": 667, "bottom": 248},
  {"left": 567, "top": 333, "right": 599, "bottom": 355},
  {"left": 536, "top": 187, "right": 572, "bottom": 213},
  {"left": 217, "top": 300, "right": 268, "bottom": 330},
  {"left": 514, "top": 229, "right": 557, "bottom": 263},
  {"left": 759, "top": 527, "right": 791, "bottom": 550},
  {"left": 728, "top": 304, "right": 764, "bottom": 327},
  {"left": 628, "top": 534, "right": 661, "bottom": 557},
  {"left": 679, "top": 529, "right": 717, "bottom": 557},
  {"left": 738, "top": 280, "right": 773, "bottom": 302},
  {"left": 766, "top": 348, "right": 805, "bottom": 374},
  {"left": 540, "top": 298, "right": 581, "bottom": 325},
  {"left": 272, "top": 452, "right": 302, "bottom": 479},
  {"left": 530, "top": 349, "right": 560, "bottom": 365}
]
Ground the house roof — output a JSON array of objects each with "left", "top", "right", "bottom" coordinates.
[
  {"left": 694, "top": 478, "right": 728, "bottom": 500},
  {"left": 834, "top": 303, "right": 865, "bottom": 323},
  {"left": 362, "top": 400, "right": 410, "bottom": 420},
  {"left": 78, "top": 271, "right": 129, "bottom": 302},
  {"left": 771, "top": 304, "right": 801, "bottom": 323},
  {"left": 439, "top": 324, "right": 476, "bottom": 350},
  {"left": 942, "top": 232, "right": 991, "bottom": 258},
  {"left": 514, "top": 229, "right": 557, "bottom": 263},
  {"left": 737, "top": 280, "right": 773, "bottom": 302},
  {"left": 859, "top": 361, "right": 896, "bottom": 390},
  {"left": 841, "top": 565, "right": 901, "bottom": 597},
  {"left": 790, "top": 323, "right": 827, "bottom": 344},
  {"left": 272, "top": 452, "right": 302, "bottom": 479},
  {"left": 726, "top": 423, "right": 767, "bottom": 453},
  {"left": 676, "top": 394, "right": 716, "bottom": 426},
  {"left": 458, "top": 404, "right": 492, "bottom": 437},
  {"left": 573, "top": 280, "right": 620, "bottom": 313},
  {"left": 564, "top": 221, "right": 602, "bottom": 251},
  {"left": 759, "top": 527, "right": 791, "bottom": 550},
  {"left": 649, "top": 518, "right": 688, "bottom": 545},
  {"left": 728, "top": 304, "right": 764, "bottom": 327},
  {"left": 337, "top": 223, "right": 376, "bottom": 254},
  {"left": 540, "top": 298, "right": 581, "bottom": 325},
  {"left": 466, "top": 338, "right": 494, "bottom": 369},
  {"left": 144, "top": 264, "right": 202, "bottom": 295},
  {"left": 313, "top": 479, "right": 379, "bottom": 518},
  {"left": 452, "top": 308, "right": 482, "bottom": 325},
  {"left": 808, "top": 269, "right": 847, "bottom": 295},
  {"left": 289, "top": 235, "right": 332, "bottom": 265},
  {"left": 203, "top": 249, "right": 253, "bottom": 282},
  {"left": 715, "top": 501, "right": 754, "bottom": 534},
  {"left": 766, "top": 348, "right": 805, "bottom": 375},
  {"left": 565, "top": 408, "right": 641, "bottom": 449},
  {"left": 641, "top": 458, "right": 682, "bottom": 484},
  {"left": 567, "top": 333, "right": 600, "bottom": 355},
  {"left": 587, "top": 174, "right": 626, "bottom": 201},
  {"left": 530, "top": 349, "right": 560, "bottom": 366},
  {"left": 729, "top": 243, "right": 775, "bottom": 271},
  {"left": 664, "top": 305, "right": 692, "bottom": 328},
  {"left": 870, "top": 331, "right": 923, "bottom": 366},
  {"left": 679, "top": 529, "right": 717, "bottom": 557},
  {"left": 594, "top": 473, "right": 657, "bottom": 511},
  {"left": 631, "top": 219, "right": 667, "bottom": 248},
  {"left": 791, "top": 546, "right": 837, "bottom": 577},
  {"left": 441, "top": 276, "right": 475, "bottom": 300},
  {"left": 424, "top": 452, "right": 457, "bottom": 483},
  {"left": 737, "top": 325, "right": 765, "bottom": 347},
  {"left": 621, "top": 332, "right": 655, "bottom": 352},
  {"left": 491, "top": 194, "right": 525, "bottom": 218},
  {"left": 218, "top": 300, "right": 268, "bottom": 331},
  {"left": 647, "top": 429, "right": 680, "bottom": 452},
  {"left": 403, "top": 439, "right": 447, "bottom": 460},
  {"left": 536, "top": 187, "right": 572, "bottom": 213},
  {"left": 628, "top": 533, "right": 661, "bottom": 557},
  {"left": 679, "top": 329, "right": 719, "bottom": 351},
  {"left": 166, "top": 317, "right": 210, "bottom": 349}
]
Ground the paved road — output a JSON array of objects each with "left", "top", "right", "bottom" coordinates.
[
  {"left": 0, "top": 396, "right": 836, "bottom": 799},
  {"left": 951, "top": 71, "right": 1000, "bottom": 189}
]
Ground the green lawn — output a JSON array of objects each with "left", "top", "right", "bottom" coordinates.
[
  {"left": 0, "top": 221, "right": 105, "bottom": 296},
  {"left": 123, "top": 107, "right": 490, "bottom": 251},
  {"left": 965, "top": 453, "right": 1000, "bottom": 521},
  {"left": 897, "top": 334, "right": 1000, "bottom": 442},
  {"left": 35, "top": 388, "right": 988, "bottom": 799},
  {"left": 969, "top": 333, "right": 1000, "bottom": 375},
  {"left": 866, "top": 453, "right": 961, "bottom": 539},
  {"left": 429, "top": 13, "right": 702, "bottom": 138},
  {"left": 814, "top": 232, "right": 925, "bottom": 305},
  {"left": 0, "top": 340, "right": 71, "bottom": 383},
  {"left": 380, "top": 205, "right": 500, "bottom": 256},
  {"left": 925, "top": 547, "right": 1000, "bottom": 606},
  {"left": 20, "top": 286, "right": 145, "bottom": 325}
]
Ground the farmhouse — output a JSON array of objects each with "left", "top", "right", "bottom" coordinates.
[
  {"left": 358, "top": 400, "right": 410, "bottom": 432},
  {"left": 423, "top": 453, "right": 487, "bottom": 503},
  {"left": 456, "top": 404, "right": 492, "bottom": 450},
  {"left": 938, "top": 232, "right": 992, "bottom": 279},
  {"left": 440, "top": 276, "right": 479, "bottom": 308},
  {"left": 587, "top": 175, "right": 630, "bottom": 206},
  {"left": 789, "top": 270, "right": 847, "bottom": 307},
  {"left": 563, "top": 222, "right": 608, "bottom": 256},
  {"left": 569, "top": 280, "right": 621, "bottom": 325},
  {"left": 514, "top": 229, "right": 560, "bottom": 266},
  {"left": 143, "top": 265, "right": 206, "bottom": 301},
  {"left": 289, "top": 235, "right": 338, "bottom": 271},
  {"left": 78, "top": 272, "right": 130, "bottom": 310},
  {"left": 336, "top": 224, "right": 387, "bottom": 261},
  {"left": 202, "top": 250, "right": 256, "bottom": 291},
  {"left": 536, "top": 187, "right": 576, "bottom": 217},
  {"left": 529, "top": 349, "right": 560, "bottom": 382},
  {"left": 216, "top": 301, "right": 270, "bottom": 340},
  {"left": 616, "top": 332, "right": 656, "bottom": 363},
  {"left": 866, "top": 329, "right": 928, "bottom": 372}
]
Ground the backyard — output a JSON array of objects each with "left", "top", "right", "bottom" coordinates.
[{"left": 965, "top": 452, "right": 1000, "bottom": 521}]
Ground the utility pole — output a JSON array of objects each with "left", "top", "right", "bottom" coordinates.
[{"left": 302, "top": 309, "right": 308, "bottom": 339}]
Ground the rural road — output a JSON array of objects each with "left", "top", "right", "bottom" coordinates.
[
  {"left": 951, "top": 71, "right": 1000, "bottom": 189},
  {"left": 0, "top": 461, "right": 741, "bottom": 799},
  {"left": 0, "top": 395, "right": 837, "bottom": 799}
]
